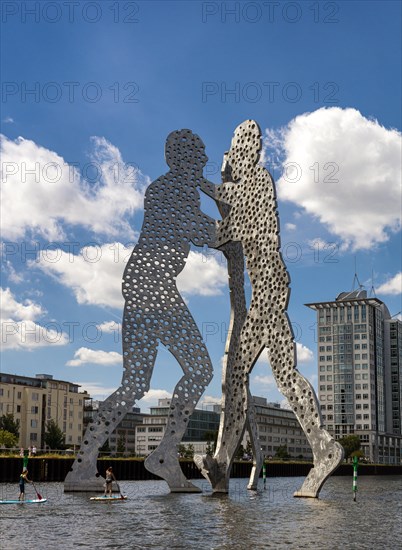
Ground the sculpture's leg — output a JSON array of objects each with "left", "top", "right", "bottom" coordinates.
[
  {"left": 245, "top": 391, "right": 264, "bottom": 490},
  {"left": 195, "top": 336, "right": 265, "bottom": 493},
  {"left": 145, "top": 307, "right": 213, "bottom": 493},
  {"left": 267, "top": 316, "right": 344, "bottom": 498},
  {"left": 64, "top": 320, "right": 156, "bottom": 492}
]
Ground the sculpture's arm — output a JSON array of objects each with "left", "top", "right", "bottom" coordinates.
[
  {"left": 199, "top": 178, "right": 216, "bottom": 199},
  {"left": 215, "top": 182, "right": 239, "bottom": 205},
  {"left": 215, "top": 216, "right": 241, "bottom": 248},
  {"left": 190, "top": 213, "right": 218, "bottom": 249}
]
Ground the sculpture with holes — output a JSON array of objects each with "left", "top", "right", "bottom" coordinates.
[
  {"left": 195, "top": 120, "right": 343, "bottom": 497},
  {"left": 64, "top": 130, "right": 216, "bottom": 492}
]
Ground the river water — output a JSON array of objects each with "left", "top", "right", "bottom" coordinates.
[{"left": 1, "top": 476, "right": 401, "bottom": 549}]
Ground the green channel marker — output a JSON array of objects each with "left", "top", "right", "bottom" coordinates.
[{"left": 352, "top": 456, "right": 358, "bottom": 502}]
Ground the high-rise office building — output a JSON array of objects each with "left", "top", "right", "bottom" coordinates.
[{"left": 307, "top": 290, "right": 402, "bottom": 463}]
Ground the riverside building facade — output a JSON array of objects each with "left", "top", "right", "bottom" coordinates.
[
  {"left": 135, "top": 397, "right": 313, "bottom": 459},
  {"left": 0, "top": 373, "right": 90, "bottom": 449},
  {"left": 307, "top": 290, "right": 402, "bottom": 464}
]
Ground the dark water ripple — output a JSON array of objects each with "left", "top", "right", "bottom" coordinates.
[{"left": 1, "top": 476, "right": 401, "bottom": 549}]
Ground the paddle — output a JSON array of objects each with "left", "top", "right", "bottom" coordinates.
[
  {"left": 31, "top": 481, "right": 43, "bottom": 500},
  {"left": 114, "top": 480, "right": 125, "bottom": 500}
]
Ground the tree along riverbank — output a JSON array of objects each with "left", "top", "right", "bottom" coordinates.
[{"left": 1, "top": 457, "right": 401, "bottom": 483}]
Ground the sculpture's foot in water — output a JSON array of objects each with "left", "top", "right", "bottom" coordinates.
[
  {"left": 294, "top": 440, "right": 344, "bottom": 498},
  {"left": 145, "top": 450, "right": 201, "bottom": 493},
  {"left": 247, "top": 462, "right": 263, "bottom": 490},
  {"left": 64, "top": 464, "right": 104, "bottom": 492},
  {"left": 194, "top": 454, "right": 229, "bottom": 493}
]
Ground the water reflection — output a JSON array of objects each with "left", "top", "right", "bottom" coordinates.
[{"left": 0, "top": 477, "right": 401, "bottom": 549}]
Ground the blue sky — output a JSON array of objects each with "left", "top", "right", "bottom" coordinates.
[{"left": 1, "top": 0, "right": 401, "bottom": 411}]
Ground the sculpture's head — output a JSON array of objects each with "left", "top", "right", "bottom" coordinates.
[
  {"left": 223, "top": 120, "right": 261, "bottom": 181},
  {"left": 165, "top": 129, "right": 208, "bottom": 172}
]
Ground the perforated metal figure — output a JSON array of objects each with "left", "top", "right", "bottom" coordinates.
[
  {"left": 196, "top": 120, "right": 343, "bottom": 496},
  {"left": 65, "top": 130, "right": 216, "bottom": 493}
]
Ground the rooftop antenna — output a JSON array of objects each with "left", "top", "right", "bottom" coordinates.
[
  {"left": 369, "top": 268, "right": 376, "bottom": 297},
  {"left": 352, "top": 256, "right": 363, "bottom": 291}
]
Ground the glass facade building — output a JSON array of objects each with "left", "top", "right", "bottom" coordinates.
[{"left": 307, "top": 290, "right": 402, "bottom": 463}]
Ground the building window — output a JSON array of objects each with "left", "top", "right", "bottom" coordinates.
[
  {"left": 31, "top": 406, "right": 38, "bottom": 414},
  {"left": 30, "top": 433, "right": 38, "bottom": 441},
  {"left": 32, "top": 392, "right": 39, "bottom": 401},
  {"left": 31, "top": 420, "right": 38, "bottom": 428},
  {"left": 17, "top": 391, "right": 22, "bottom": 399}
]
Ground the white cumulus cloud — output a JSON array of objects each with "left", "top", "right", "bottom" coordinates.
[
  {"left": 66, "top": 347, "right": 122, "bottom": 367},
  {"left": 296, "top": 343, "right": 314, "bottom": 363},
  {"left": 176, "top": 250, "right": 228, "bottom": 296},
  {"left": 253, "top": 374, "right": 275, "bottom": 386},
  {"left": 264, "top": 107, "right": 402, "bottom": 250},
  {"left": 0, "top": 134, "right": 148, "bottom": 240},
  {"left": 1, "top": 287, "right": 68, "bottom": 350},
  {"left": 96, "top": 321, "right": 122, "bottom": 333},
  {"left": 255, "top": 342, "right": 314, "bottom": 365},
  {"left": 79, "top": 382, "right": 120, "bottom": 400},
  {"left": 32, "top": 242, "right": 129, "bottom": 309},
  {"left": 137, "top": 389, "right": 172, "bottom": 411},
  {"left": 33, "top": 244, "right": 228, "bottom": 309},
  {"left": 376, "top": 272, "right": 401, "bottom": 296}
]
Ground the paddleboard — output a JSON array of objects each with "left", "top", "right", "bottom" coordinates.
[
  {"left": 0, "top": 498, "right": 47, "bottom": 504},
  {"left": 90, "top": 495, "right": 127, "bottom": 501}
]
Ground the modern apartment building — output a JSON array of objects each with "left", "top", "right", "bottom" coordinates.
[
  {"left": 135, "top": 398, "right": 221, "bottom": 456},
  {"left": 0, "top": 373, "right": 90, "bottom": 449},
  {"left": 135, "top": 397, "right": 313, "bottom": 459},
  {"left": 251, "top": 396, "right": 313, "bottom": 459},
  {"left": 307, "top": 290, "right": 402, "bottom": 464}
]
